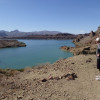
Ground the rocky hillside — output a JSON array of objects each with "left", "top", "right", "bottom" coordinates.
[
  {"left": 0, "top": 40, "right": 26, "bottom": 48},
  {"left": 73, "top": 26, "right": 100, "bottom": 47},
  {"left": 61, "top": 26, "right": 100, "bottom": 55},
  {"left": 0, "top": 54, "right": 99, "bottom": 100}
]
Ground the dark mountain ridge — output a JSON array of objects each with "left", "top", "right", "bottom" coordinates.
[
  {"left": 0, "top": 30, "right": 61, "bottom": 37},
  {"left": 0, "top": 30, "right": 77, "bottom": 39}
]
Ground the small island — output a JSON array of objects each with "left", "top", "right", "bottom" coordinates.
[{"left": 0, "top": 40, "right": 26, "bottom": 48}]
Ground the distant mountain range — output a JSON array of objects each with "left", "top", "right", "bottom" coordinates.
[
  {"left": 0, "top": 30, "right": 61, "bottom": 37},
  {"left": 0, "top": 30, "right": 77, "bottom": 39},
  {"left": 0, "top": 31, "right": 8, "bottom": 37}
]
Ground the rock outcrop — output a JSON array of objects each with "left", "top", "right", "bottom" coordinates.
[
  {"left": 73, "top": 26, "right": 100, "bottom": 47},
  {"left": 61, "top": 26, "right": 100, "bottom": 55},
  {"left": 61, "top": 45, "right": 96, "bottom": 55},
  {"left": 0, "top": 40, "right": 26, "bottom": 48}
]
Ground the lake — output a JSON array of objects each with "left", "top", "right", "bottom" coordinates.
[{"left": 0, "top": 39, "right": 75, "bottom": 69}]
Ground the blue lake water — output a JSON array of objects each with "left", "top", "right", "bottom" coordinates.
[{"left": 0, "top": 39, "right": 75, "bottom": 69}]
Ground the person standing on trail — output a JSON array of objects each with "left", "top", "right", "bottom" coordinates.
[{"left": 96, "top": 37, "right": 100, "bottom": 80}]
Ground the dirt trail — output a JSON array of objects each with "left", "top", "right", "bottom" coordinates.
[{"left": 0, "top": 55, "right": 100, "bottom": 100}]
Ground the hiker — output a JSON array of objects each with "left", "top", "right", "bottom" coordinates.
[{"left": 96, "top": 37, "right": 100, "bottom": 80}]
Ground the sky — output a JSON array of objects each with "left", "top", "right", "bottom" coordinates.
[{"left": 0, "top": 0, "right": 100, "bottom": 34}]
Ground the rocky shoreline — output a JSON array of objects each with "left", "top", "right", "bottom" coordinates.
[
  {"left": 0, "top": 40, "right": 26, "bottom": 48},
  {"left": 60, "top": 44, "right": 96, "bottom": 55}
]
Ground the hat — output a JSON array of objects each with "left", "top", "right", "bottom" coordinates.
[{"left": 96, "top": 37, "right": 100, "bottom": 42}]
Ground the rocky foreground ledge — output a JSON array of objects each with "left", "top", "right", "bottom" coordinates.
[
  {"left": 0, "top": 40, "right": 26, "bottom": 48},
  {"left": 0, "top": 54, "right": 99, "bottom": 100}
]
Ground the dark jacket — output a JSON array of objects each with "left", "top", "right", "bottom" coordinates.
[{"left": 96, "top": 48, "right": 100, "bottom": 59}]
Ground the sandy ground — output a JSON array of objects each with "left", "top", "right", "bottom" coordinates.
[{"left": 0, "top": 54, "right": 100, "bottom": 100}]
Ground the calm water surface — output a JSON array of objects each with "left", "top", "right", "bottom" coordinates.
[{"left": 0, "top": 40, "right": 75, "bottom": 69}]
